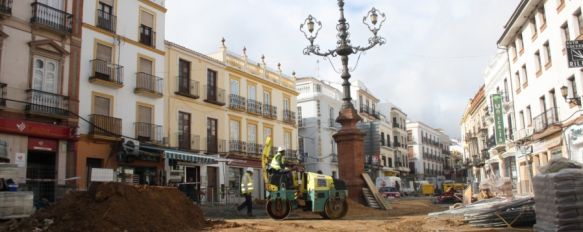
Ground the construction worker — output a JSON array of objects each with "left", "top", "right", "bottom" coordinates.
[
  {"left": 270, "top": 147, "right": 287, "bottom": 172},
  {"left": 269, "top": 147, "right": 294, "bottom": 189},
  {"left": 237, "top": 167, "right": 254, "bottom": 216}
]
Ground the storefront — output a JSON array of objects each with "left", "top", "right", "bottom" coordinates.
[
  {"left": 227, "top": 158, "right": 263, "bottom": 201},
  {"left": 0, "top": 118, "right": 74, "bottom": 206}
]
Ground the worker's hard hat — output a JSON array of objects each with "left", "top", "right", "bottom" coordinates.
[
  {"left": 246, "top": 167, "right": 254, "bottom": 173},
  {"left": 277, "top": 147, "right": 285, "bottom": 152}
]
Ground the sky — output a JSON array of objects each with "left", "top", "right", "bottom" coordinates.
[{"left": 165, "top": 0, "right": 521, "bottom": 139}]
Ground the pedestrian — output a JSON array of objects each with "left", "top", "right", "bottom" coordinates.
[
  {"left": 237, "top": 167, "right": 254, "bottom": 217},
  {"left": 395, "top": 180, "right": 400, "bottom": 193}
]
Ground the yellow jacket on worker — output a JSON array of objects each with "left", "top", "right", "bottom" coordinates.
[
  {"left": 240, "top": 168, "right": 254, "bottom": 194},
  {"left": 270, "top": 147, "right": 286, "bottom": 171}
]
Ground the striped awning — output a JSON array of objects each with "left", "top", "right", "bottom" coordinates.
[{"left": 164, "top": 151, "right": 216, "bottom": 164}]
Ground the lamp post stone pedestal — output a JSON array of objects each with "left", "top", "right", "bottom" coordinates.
[{"left": 333, "top": 106, "right": 365, "bottom": 201}]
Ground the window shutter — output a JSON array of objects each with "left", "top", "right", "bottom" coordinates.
[
  {"left": 94, "top": 96, "right": 110, "bottom": 116},
  {"left": 139, "top": 58, "right": 153, "bottom": 74},
  {"left": 138, "top": 105, "right": 152, "bottom": 123},
  {"left": 100, "top": 0, "right": 114, "bottom": 6},
  {"left": 96, "top": 44, "right": 112, "bottom": 62},
  {"left": 140, "top": 11, "right": 154, "bottom": 28}
]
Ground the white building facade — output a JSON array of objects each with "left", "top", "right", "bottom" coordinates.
[{"left": 407, "top": 121, "right": 450, "bottom": 182}]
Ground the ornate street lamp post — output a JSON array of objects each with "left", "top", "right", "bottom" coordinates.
[{"left": 300, "top": 0, "right": 386, "bottom": 201}]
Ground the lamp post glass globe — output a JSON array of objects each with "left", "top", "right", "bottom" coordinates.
[
  {"left": 307, "top": 18, "right": 315, "bottom": 33},
  {"left": 371, "top": 11, "right": 378, "bottom": 25}
]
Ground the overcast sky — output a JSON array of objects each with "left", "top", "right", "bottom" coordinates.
[{"left": 165, "top": 0, "right": 520, "bottom": 139}]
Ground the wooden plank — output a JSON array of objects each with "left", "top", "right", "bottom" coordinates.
[
  {"left": 362, "top": 188, "right": 380, "bottom": 208},
  {"left": 361, "top": 173, "right": 391, "bottom": 210}
]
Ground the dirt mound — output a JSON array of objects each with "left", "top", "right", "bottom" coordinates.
[{"left": 6, "top": 183, "right": 207, "bottom": 232}]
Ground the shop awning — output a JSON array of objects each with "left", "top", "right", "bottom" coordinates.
[{"left": 164, "top": 150, "right": 218, "bottom": 164}]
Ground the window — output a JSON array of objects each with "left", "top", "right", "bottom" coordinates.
[
  {"left": 569, "top": 76, "right": 578, "bottom": 99},
  {"left": 93, "top": 95, "right": 111, "bottom": 116},
  {"left": 543, "top": 42, "right": 551, "bottom": 66},
  {"left": 96, "top": 43, "right": 113, "bottom": 62},
  {"left": 526, "top": 106, "right": 532, "bottom": 127},
  {"left": 530, "top": 16, "right": 538, "bottom": 38},
  {"left": 178, "top": 112, "right": 191, "bottom": 149},
  {"left": 247, "top": 124, "right": 257, "bottom": 145},
  {"left": 284, "top": 131, "right": 292, "bottom": 150},
  {"left": 516, "top": 34, "right": 524, "bottom": 54},
  {"left": 519, "top": 110, "right": 525, "bottom": 129},
  {"left": 263, "top": 126, "right": 272, "bottom": 143},
  {"left": 521, "top": 65, "right": 528, "bottom": 86},
  {"left": 248, "top": 84, "right": 256, "bottom": 100},
  {"left": 388, "top": 158, "right": 393, "bottom": 168},
  {"left": 137, "top": 104, "right": 153, "bottom": 123},
  {"left": 32, "top": 56, "right": 59, "bottom": 93},
  {"left": 97, "top": 0, "right": 114, "bottom": 32},
  {"left": 576, "top": 10, "right": 583, "bottom": 37},
  {"left": 263, "top": 91, "right": 271, "bottom": 106},
  {"left": 539, "top": 5, "right": 547, "bottom": 28},
  {"left": 139, "top": 11, "right": 155, "bottom": 47},
  {"left": 178, "top": 59, "right": 190, "bottom": 94},
  {"left": 381, "top": 132, "right": 385, "bottom": 146},
  {"left": 534, "top": 51, "right": 542, "bottom": 74},
  {"left": 511, "top": 45, "right": 517, "bottom": 60},
  {"left": 138, "top": 57, "right": 153, "bottom": 75},
  {"left": 562, "top": 22, "right": 570, "bottom": 43},
  {"left": 315, "top": 84, "right": 321, "bottom": 92},
  {"left": 283, "top": 97, "right": 290, "bottom": 111},
  {"left": 230, "top": 79, "right": 239, "bottom": 95},
  {"left": 229, "top": 120, "right": 240, "bottom": 141},
  {"left": 297, "top": 106, "right": 303, "bottom": 126},
  {"left": 514, "top": 71, "right": 521, "bottom": 92}
]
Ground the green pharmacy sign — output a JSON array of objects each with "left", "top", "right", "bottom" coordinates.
[{"left": 492, "top": 94, "right": 506, "bottom": 144}]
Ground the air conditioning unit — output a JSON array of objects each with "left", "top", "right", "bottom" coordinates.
[{"left": 122, "top": 138, "right": 140, "bottom": 156}]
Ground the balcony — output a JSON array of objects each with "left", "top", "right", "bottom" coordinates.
[
  {"left": 283, "top": 109, "right": 296, "bottom": 126},
  {"left": 228, "top": 94, "right": 246, "bottom": 111},
  {"left": 285, "top": 149, "right": 298, "bottom": 160},
  {"left": 89, "top": 114, "right": 121, "bottom": 139},
  {"left": 228, "top": 140, "right": 246, "bottom": 153},
  {"left": 134, "top": 122, "right": 162, "bottom": 144},
  {"left": 89, "top": 59, "right": 123, "bottom": 88},
  {"left": 392, "top": 122, "right": 400, "bottom": 128},
  {"left": 25, "top": 89, "right": 68, "bottom": 118},
  {"left": 139, "top": 25, "right": 155, "bottom": 47},
  {"left": 359, "top": 105, "right": 379, "bottom": 119},
  {"left": 174, "top": 76, "right": 199, "bottom": 99},
  {"left": 246, "top": 143, "right": 262, "bottom": 156},
  {"left": 203, "top": 85, "right": 226, "bottom": 106},
  {"left": 204, "top": 137, "right": 226, "bottom": 154},
  {"left": 31, "top": 2, "right": 72, "bottom": 34},
  {"left": 0, "top": 0, "right": 12, "bottom": 16},
  {"left": 328, "top": 118, "right": 340, "bottom": 129},
  {"left": 96, "top": 9, "right": 116, "bottom": 33},
  {"left": 263, "top": 104, "right": 277, "bottom": 120},
  {"left": 176, "top": 133, "right": 200, "bottom": 151},
  {"left": 135, "top": 72, "right": 163, "bottom": 97},
  {"left": 0, "top": 83, "right": 6, "bottom": 107},
  {"left": 393, "top": 141, "right": 401, "bottom": 148},
  {"left": 533, "top": 107, "right": 559, "bottom": 133},
  {"left": 247, "top": 99, "right": 262, "bottom": 115}
]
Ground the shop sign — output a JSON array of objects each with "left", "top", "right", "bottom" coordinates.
[
  {"left": 567, "top": 40, "right": 583, "bottom": 68},
  {"left": 15, "top": 152, "right": 26, "bottom": 167},
  {"left": 492, "top": 94, "right": 506, "bottom": 144},
  {"left": 0, "top": 118, "right": 73, "bottom": 139},
  {"left": 28, "top": 138, "right": 58, "bottom": 152}
]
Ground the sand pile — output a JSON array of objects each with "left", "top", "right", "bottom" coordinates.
[{"left": 5, "top": 183, "right": 207, "bottom": 232}]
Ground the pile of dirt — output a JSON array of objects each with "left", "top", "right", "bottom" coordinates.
[
  {"left": 346, "top": 198, "right": 445, "bottom": 218},
  {"left": 5, "top": 183, "right": 207, "bottom": 232}
]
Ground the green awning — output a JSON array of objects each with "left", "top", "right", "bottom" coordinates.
[{"left": 164, "top": 151, "right": 216, "bottom": 164}]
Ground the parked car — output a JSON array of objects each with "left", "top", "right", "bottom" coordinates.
[{"left": 378, "top": 186, "right": 401, "bottom": 198}]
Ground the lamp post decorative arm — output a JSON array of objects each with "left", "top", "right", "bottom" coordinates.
[{"left": 300, "top": 0, "right": 386, "bottom": 109}]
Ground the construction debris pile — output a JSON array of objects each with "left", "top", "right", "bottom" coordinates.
[
  {"left": 533, "top": 159, "right": 583, "bottom": 232},
  {"left": 4, "top": 183, "right": 208, "bottom": 232}
]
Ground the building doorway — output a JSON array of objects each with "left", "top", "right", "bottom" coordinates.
[
  {"left": 207, "top": 166, "right": 218, "bottom": 202},
  {"left": 27, "top": 150, "right": 56, "bottom": 208},
  {"left": 86, "top": 158, "right": 103, "bottom": 189}
]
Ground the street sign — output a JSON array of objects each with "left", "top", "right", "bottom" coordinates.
[
  {"left": 492, "top": 94, "right": 506, "bottom": 145},
  {"left": 567, "top": 40, "right": 583, "bottom": 68}
]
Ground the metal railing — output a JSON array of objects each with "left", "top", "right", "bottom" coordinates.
[
  {"left": 228, "top": 94, "right": 246, "bottom": 111},
  {"left": 25, "top": 89, "right": 68, "bottom": 117},
  {"left": 203, "top": 85, "right": 226, "bottom": 105},
  {"left": 31, "top": 1, "right": 72, "bottom": 34},
  {"left": 139, "top": 25, "right": 155, "bottom": 47},
  {"left": 331, "top": 153, "right": 338, "bottom": 163},
  {"left": 89, "top": 114, "right": 121, "bottom": 137},
  {"left": 247, "top": 99, "right": 262, "bottom": 115},
  {"left": 176, "top": 133, "right": 200, "bottom": 151},
  {"left": 203, "top": 137, "right": 226, "bottom": 154},
  {"left": 285, "top": 149, "right": 297, "bottom": 160},
  {"left": 246, "top": 143, "right": 262, "bottom": 156},
  {"left": 393, "top": 141, "right": 401, "bottom": 148},
  {"left": 0, "top": 83, "right": 6, "bottom": 107},
  {"left": 175, "top": 76, "right": 199, "bottom": 99},
  {"left": 228, "top": 140, "right": 246, "bottom": 153},
  {"left": 359, "top": 105, "right": 379, "bottom": 119},
  {"left": 533, "top": 107, "right": 559, "bottom": 133},
  {"left": 136, "top": 72, "right": 163, "bottom": 96},
  {"left": 134, "top": 122, "right": 162, "bottom": 143},
  {"left": 263, "top": 104, "right": 277, "bottom": 119},
  {"left": 96, "top": 9, "right": 116, "bottom": 33},
  {"left": 283, "top": 109, "right": 296, "bottom": 125},
  {"left": 90, "top": 59, "right": 123, "bottom": 85},
  {"left": 0, "top": 0, "right": 12, "bottom": 15}
]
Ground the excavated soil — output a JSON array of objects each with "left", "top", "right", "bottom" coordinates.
[{"left": 3, "top": 183, "right": 208, "bottom": 232}]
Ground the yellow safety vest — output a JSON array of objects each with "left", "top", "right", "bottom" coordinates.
[
  {"left": 270, "top": 152, "right": 285, "bottom": 170},
  {"left": 240, "top": 172, "right": 254, "bottom": 194}
]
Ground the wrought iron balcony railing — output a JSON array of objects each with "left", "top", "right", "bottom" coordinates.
[
  {"left": 283, "top": 109, "right": 296, "bottom": 125},
  {"left": 229, "top": 140, "right": 246, "bottom": 153},
  {"left": 90, "top": 59, "right": 123, "bottom": 86},
  {"left": 203, "top": 85, "right": 226, "bottom": 106},
  {"left": 0, "top": 83, "right": 6, "bottom": 107},
  {"left": 25, "top": 89, "right": 68, "bottom": 117},
  {"left": 533, "top": 107, "right": 560, "bottom": 133},
  {"left": 31, "top": 2, "right": 72, "bottom": 34},
  {"left": 285, "top": 149, "right": 298, "bottom": 160},
  {"left": 175, "top": 76, "right": 199, "bottom": 99},
  {"left": 176, "top": 133, "right": 200, "bottom": 151},
  {"left": 359, "top": 105, "right": 380, "bottom": 119},
  {"left": 96, "top": 9, "right": 116, "bottom": 33},
  {"left": 134, "top": 122, "right": 162, "bottom": 144},
  {"left": 229, "top": 94, "right": 246, "bottom": 111},
  {"left": 246, "top": 143, "right": 262, "bottom": 156},
  {"left": 247, "top": 99, "right": 262, "bottom": 115},
  {"left": 139, "top": 25, "right": 155, "bottom": 47},
  {"left": 89, "top": 114, "right": 121, "bottom": 138},
  {"left": 135, "top": 72, "right": 163, "bottom": 97},
  {"left": 0, "top": 0, "right": 12, "bottom": 16},
  {"left": 263, "top": 104, "right": 277, "bottom": 119}
]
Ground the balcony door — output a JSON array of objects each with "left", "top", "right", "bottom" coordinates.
[
  {"left": 207, "top": 69, "right": 217, "bottom": 101},
  {"left": 38, "top": 0, "right": 62, "bottom": 9},
  {"left": 178, "top": 59, "right": 190, "bottom": 93},
  {"left": 32, "top": 56, "right": 59, "bottom": 93},
  {"left": 207, "top": 118, "right": 218, "bottom": 153},
  {"left": 178, "top": 112, "right": 191, "bottom": 150},
  {"left": 137, "top": 105, "right": 153, "bottom": 141},
  {"left": 247, "top": 124, "right": 257, "bottom": 153},
  {"left": 95, "top": 43, "right": 113, "bottom": 79}
]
